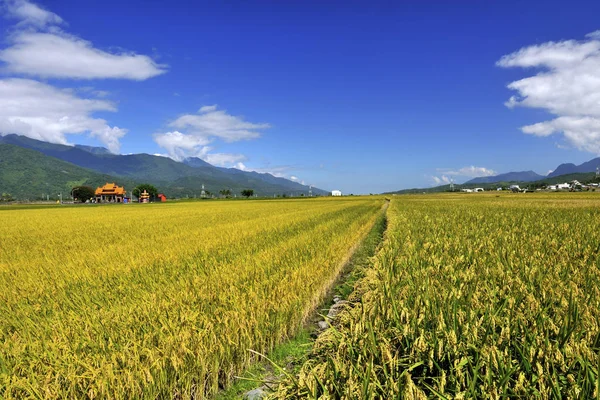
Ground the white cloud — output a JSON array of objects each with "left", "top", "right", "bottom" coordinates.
[
  {"left": 0, "top": 32, "right": 167, "bottom": 80},
  {"left": 431, "top": 175, "right": 451, "bottom": 185},
  {"left": 169, "top": 105, "right": 270, "bottom": 142},
  {"left": 0, "top": 0, "right": 166, "bottom": 80},
  {"left": 290, "top": 176, "right": 298, "bottom": 181},
  {"left": 3, "top": 0, "right": 62, "bottom": 27},
  {"left": 199, "top": 104, "right": 218, "bottom": 113},
  {"left": 0, "top": 78, "right": 126, "bottom": 152},
  {"left": 204, "top": 152, "right": 246, "bottom": 167},
  {"left": 498, "top": 31, "right": 600, "bottom": 154},
  {"left": 154, "top": 105, "right": 270, "bottom": 163},
  {"left": 437, "top": 166, "right": 496, "bottom": 177},
  {"left": 153, "top": 131, "right": 211, "bottom": 161},
  {"left": 431, "top": 166, "right": 495, "bottom": 186}
]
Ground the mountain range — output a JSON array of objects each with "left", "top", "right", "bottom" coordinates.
[
  {"left": 465, "top": 171, "right": 545, "bottom": 184},
  {"left": 388, "top": 157, "right": 600, "bottom": 194},
  {"left": 0, "top": 134, "right": 328, "bottom": 200},
  {"left": 464, "top": 158, "right": 600, "bottom": 185}
]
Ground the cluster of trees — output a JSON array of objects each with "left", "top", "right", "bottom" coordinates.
[
  {"left": 71, "top": 186, "right": 95, "bottom": 202},
  {"left": 241, "top": 189, "right": 254, "bottom": 198},
  {"left": 218, "top": 189, "right": 254, "bottom": 198},
  {"left": 1, "top": 193, "right": 14, "bottom": 202}
]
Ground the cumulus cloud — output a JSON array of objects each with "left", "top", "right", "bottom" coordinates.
[
  {"left": 437, "top": 166, "right": 496, "bottom": 177},
  {"left": 0, "top": 31, "right": 167, "bottom": 80},
  {"left": 204, "top": 152, "right": 247, "bottom": 167},
  {"left": 431, "top": 175, "right": 451, "bottom": 185},
  {"left": 0, "top": 1, "right": 166, "bottom": 80},
  {"left": 154, "top": 105, "right": 270, "bottom": 162},
  {"left": 169, "top": 105, "right": 270, "bottom": 142},
  {"left": 153, "top": 131, "right": 211, "bottom": 161},
  {"left": 498, "top": 31, "right": 600, "bottom": 153},
  {"left": 2, "top": 0, "right": 62, "bottom": 27},
  {"left": 0, "top": 78, "right": 126, "bottom": 152},
  {"left": 431, "top": 166, "right": 495, "bottom": 186}
]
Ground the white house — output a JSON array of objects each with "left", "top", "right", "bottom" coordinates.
[
  {"left": 461, "top": 188, "right": 473, "bottom": 193},
  {"left": 332, "top": 190, "right": 342, "bottom": 196},
  {"left": 557, "top": 183, "right": 570, "bottom": 190},
  {"left": 474, "top": 188, "right": 484, "bottom": 192}
]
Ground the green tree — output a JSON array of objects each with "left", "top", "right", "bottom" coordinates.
[
  {"left": 219, "top": 189, "right": 232, "bottom": 198},
  {"left": 71, "top": 186, "right": 95, "bottom": 203},
  {"left": 0, "top": 193, "right": 14, "bottom": 202},
  {"left": 241, "top": 189, "right": 254, "bottom": 198},
  {"left": 133, "top": 184, "right": 158, "bottom": 201}
]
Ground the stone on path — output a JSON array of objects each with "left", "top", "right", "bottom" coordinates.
[{"left": 244, "top": 388, "right": 267, "bottom": 399}]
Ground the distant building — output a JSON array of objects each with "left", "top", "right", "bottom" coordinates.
[
  {"left": 158, "top": 193, "right": 167, "bottom": 202},
  {"left": 95, "top": 183, "right": 126, "bottom": 203},
  {"left": 139, "top": 190, "right": 150, "bottom": 203},
  {"left": 474, "top": 188, "right": 484, "bottom": 192},
  {"left": 332, "top": 190, "right": 342, "bottom": 196},
  {"left": 509, "top": 185, "right": 521, "bottom": 192}
]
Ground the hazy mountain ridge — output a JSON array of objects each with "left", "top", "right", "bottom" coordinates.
[
  {"left": 0, "top": 135, "right": 328, "bottom": 198},
  {"left": 548, "top": 157, "right": 600, "bottom": 177},
  {"left": 389, "top": 156, "right": 600, "bottom": 194},
  {"left": 465, "top": 171, "right": 545, "bottom": 184}
]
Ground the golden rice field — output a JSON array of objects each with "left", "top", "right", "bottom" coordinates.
[
  {"left": 0, "top": 197, "right": 383, "bottom": 399},
  {"left": 278, "top": 193, "right": 600, "bottom": 399}
]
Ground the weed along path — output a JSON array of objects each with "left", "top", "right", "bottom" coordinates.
[
  {"left": 218, "top": 200, "right": 389, "bottom": 399},
  {"left": 0, "top": 197, "right": 384, "bottom": 399}
]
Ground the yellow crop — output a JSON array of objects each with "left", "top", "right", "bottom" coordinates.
[
  {"left": 278, "top": 193, "right": 600, "bottom": 399},
  {"left": 0, "top": 198, "right": 382, "bottom": 399}
]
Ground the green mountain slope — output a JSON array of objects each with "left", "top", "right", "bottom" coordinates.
[
  {"left": 0, "top": 134, "right": 328, "bottom": 196},
  {"left": 0, "top": 144, "right": 138, "bottom": 200}
]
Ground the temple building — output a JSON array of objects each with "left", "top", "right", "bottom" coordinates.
[
  {"left": 95, "top": 183, "right": 126, "bottom": 203},
  {"left": 139, "top": 190, "right": 150, "bottom": 203}
]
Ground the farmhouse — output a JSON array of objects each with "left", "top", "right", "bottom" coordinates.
[
  {"left": 332, "top": 190, "right": 342, "bottom": 196},
  {"left": 95, "top": 183, "right": 126, "bottom": 203}
]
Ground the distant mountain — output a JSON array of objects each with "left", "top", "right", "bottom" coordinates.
[
  {"left": 465, "top": 171, "right": 545, "bottom": 184},
  {"left": 74, "top": 144, "right": 111, "bottom": 155},
  {"left": 387, "top": 171, "right": 599, "bottom": 195},
  {"left": 0, "top": 144, "right": 139, "bottom": 199},
  {"left": 548, "top": 157, "right": 600, "bottom": 177},
  {"left": 0, "top": 134, "right": 328, "bottom": 198},
  {"left": 183, "top": 157, "right": 213, "bottom": 168}
]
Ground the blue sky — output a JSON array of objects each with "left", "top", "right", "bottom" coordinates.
[{"left": 2, "top": 0, "right": 600, "bottom": 193}]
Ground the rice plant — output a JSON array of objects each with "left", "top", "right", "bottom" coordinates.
[
  {"left": 0, "top": 198, "right": 382, "bottom": 399},
  {"left": 277, "top": 193, "right": 600, "bottom": 399}
]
